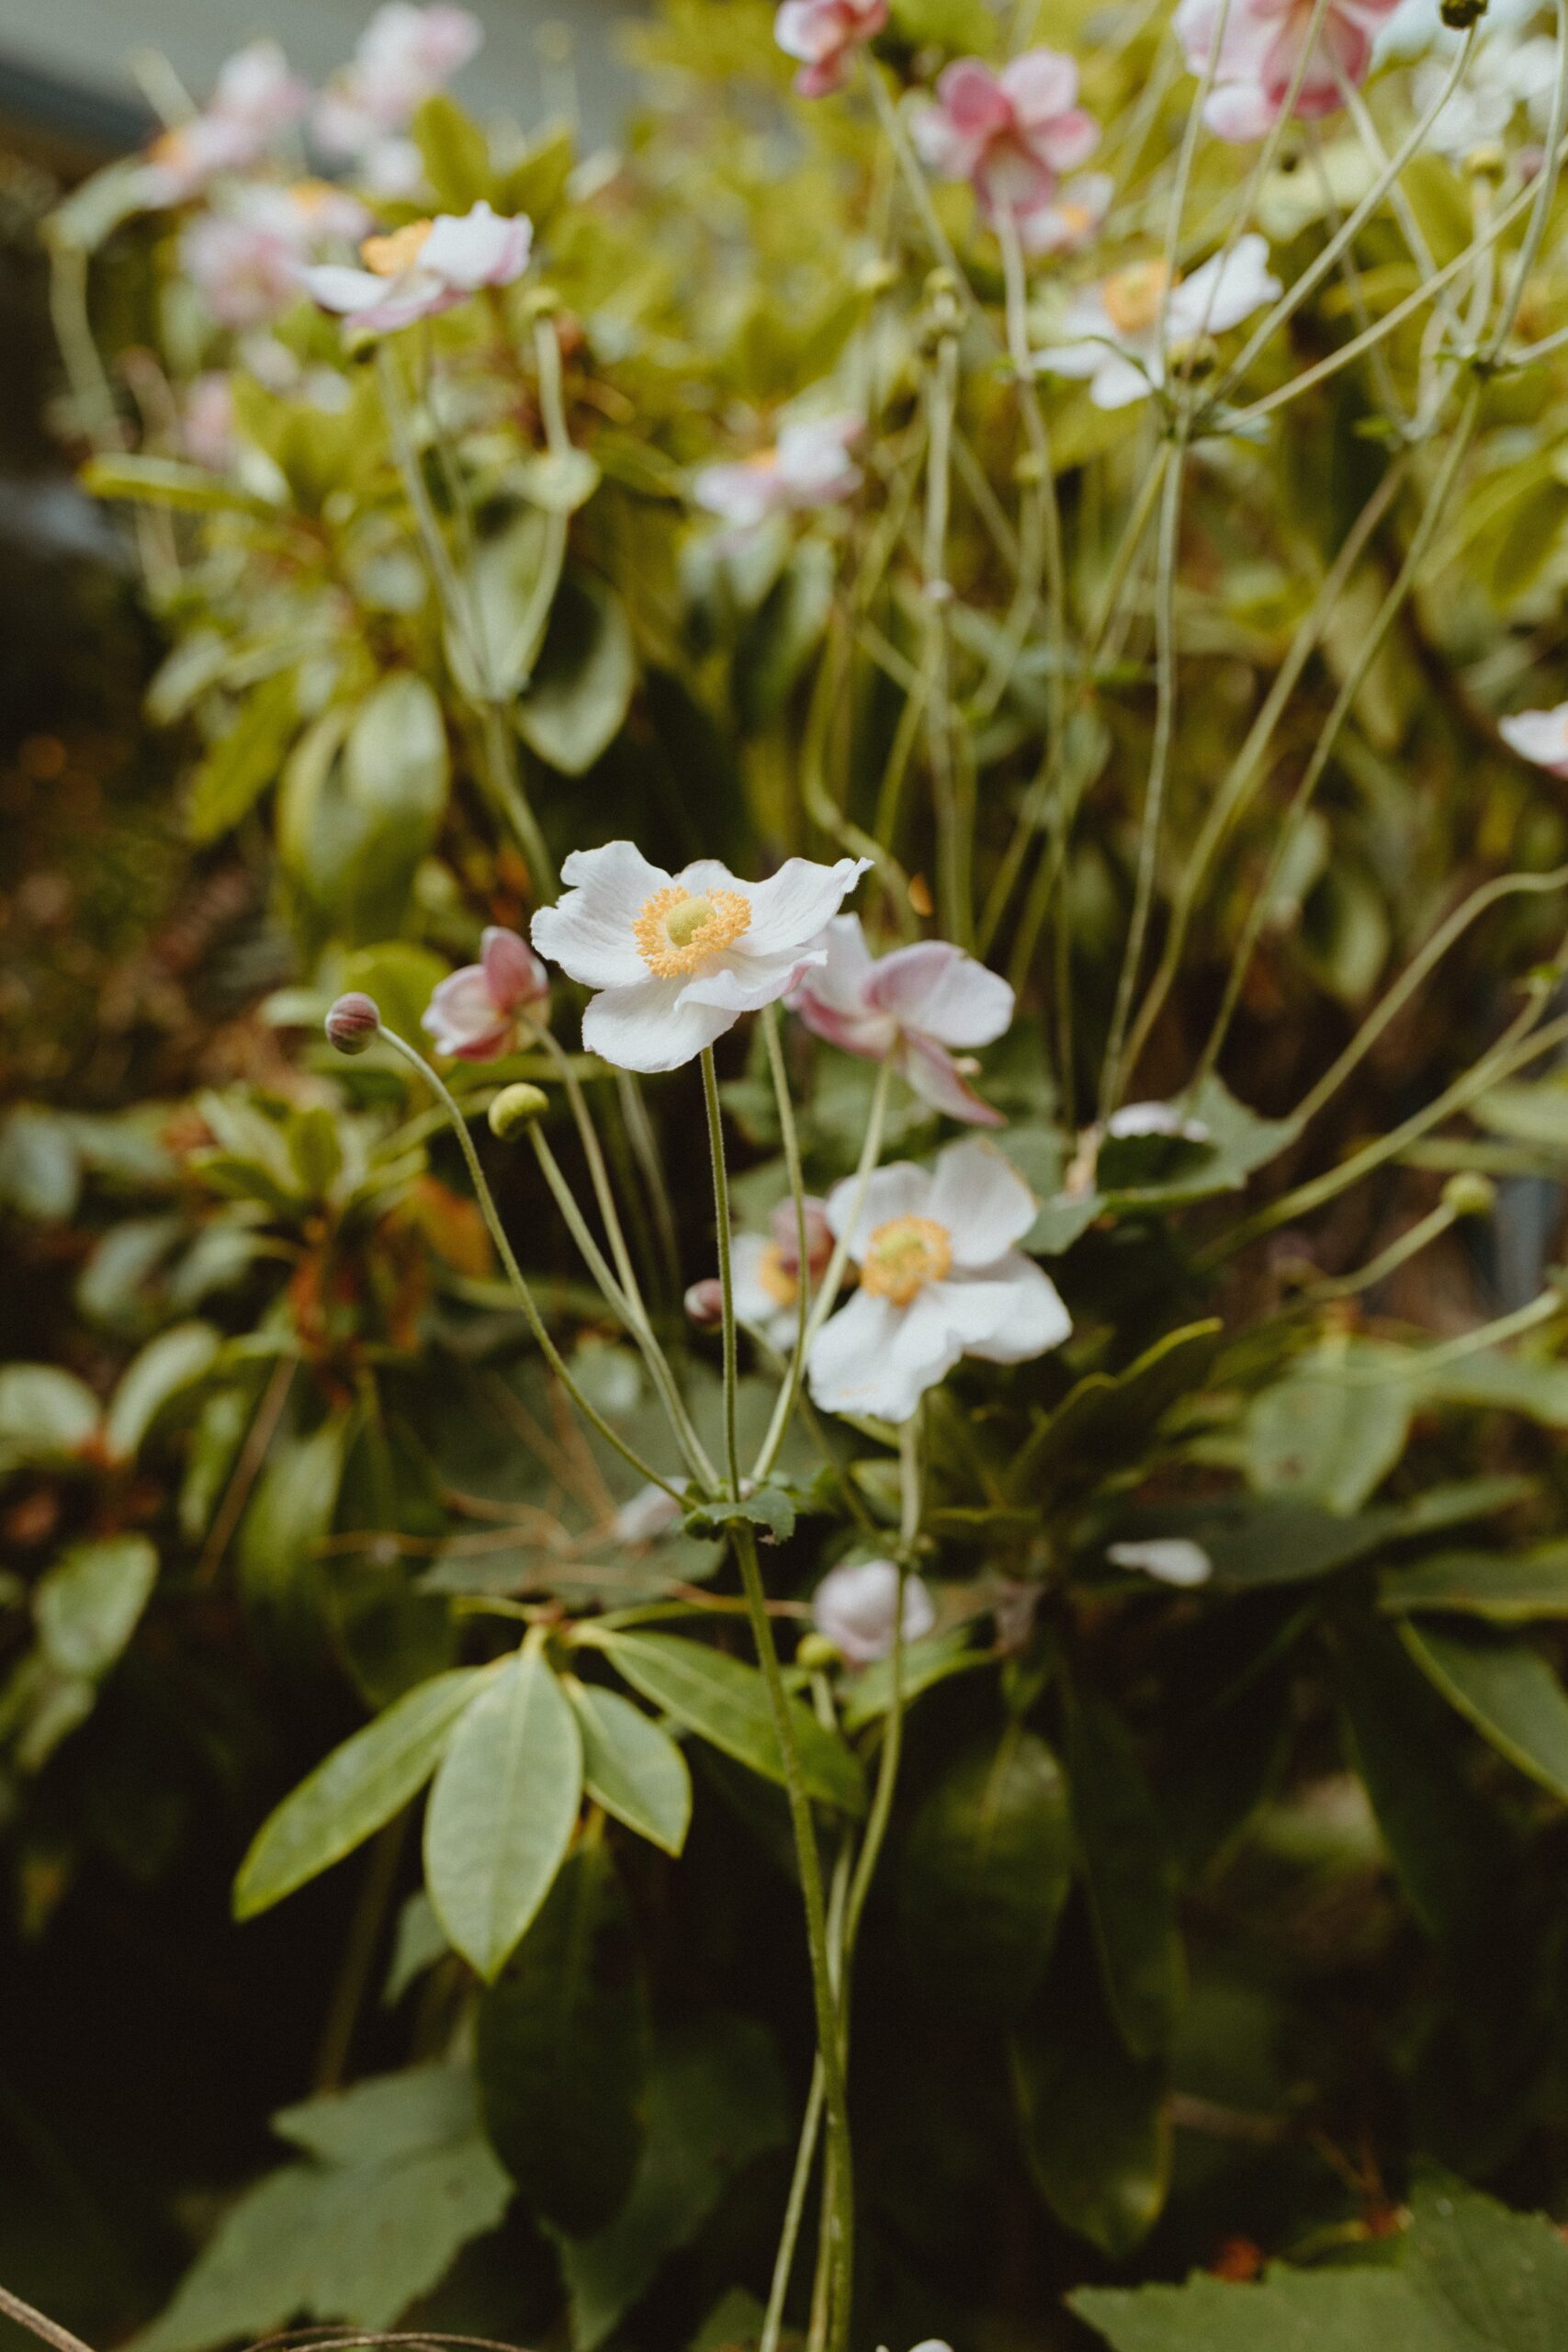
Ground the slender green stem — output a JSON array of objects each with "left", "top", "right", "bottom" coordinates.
[
  {"left": 1306, "top": 1200, "right": 1458, "bottom": 1303},
  {"left": 480, "top": 698, "right": 558, "bottom": 902},
  {"left": 761, "top": 1821, "right": 852, "bottom": 2352},
  {"left": 1195, "top": 383, "right": 1481, "bottom": 1091},
  {"left": 1100, "top": 442, "right": 1186, "bottom": 1117},
  {"left": 377, "top": 1026, "right": 678, "bottom": 1496},
  {"left": 701, "top": 1049, "right": 741, "bottom": 1499},
  {"left": 922, "top": 324, "right": 967, "bottom": 944},
  {"left": 734, "top": 1524, "right": 855, "bottom": 2352},
  {"left": 751, "top": 1007, "right": 813, "bottom": 1487},
  {"left": 1486, "top": 0, "right": 1568, "bottom": 358},
  {"left": 843, "top": 1410, "right": 922, "bottom": 1962}
]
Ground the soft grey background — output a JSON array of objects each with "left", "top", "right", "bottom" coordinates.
[{"left": 0, "top": 0, "right": 641, "bottom": 152}]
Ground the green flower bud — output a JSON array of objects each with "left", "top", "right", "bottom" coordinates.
[
  {"left": 1443, "top": 1171, "right": 1496, "bottom": 1219},
  {"left": 795, "top": 1632, "right": 842, "bottom": 1673},
  {"left": 488, "top": 1082, "right": 549, "bottom": 1139},
  {"left": 1440, "top": 0, "right": 1488, "bottom": 27}
]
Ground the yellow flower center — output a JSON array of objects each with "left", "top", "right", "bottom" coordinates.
[
  {"left": 759, "top": 1243, "right": 800, "bottom": 1309},
  {"left": 743, "top": 448, "right": 781, "bottom": 473},
  {"left": 361, "top": 220, "right": 434, "bottom": 277},
  {"left": 291, "top": 178, "right": 340, "bottom": 216},
  {"left": 860, "top": 1216, "right": 953, "bottom": 1307},
  {"left": 1102, "top": 259, "right": 1173, "bottom": 336},
  {"left": 633, "top": 885, "right": 751, "bottom": 978},
  {"left": 1055, "top": 201, "right": 1094, "bottom": 241}
]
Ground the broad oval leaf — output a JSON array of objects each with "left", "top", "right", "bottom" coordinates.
[
  {"left": 1401, "top": 1621, "right": 1568, "bottom": 1804},
  {"left": 477, "top": 1837, "right": 650, "bottom": 2234},
  {"left": 594, "top": 1630, "right": 863, "bottom": 1815},
  {"left": 104, "top": 1321, "right": 221, "bottom": 1463},
  {"left": 568, "top": 1680, "right": 692, "bottom": 1856},
  {"left": 235, "top": 1668, "right": 491, "bottom": 1918},
  {"left": 424, "top": 1648, "right": 583, "bottom": 1979},
  {"left": 1381, "top": 1542, "right": 1568, "bottom": 1623},
  {"left": 901, "top": 1724, "right": 1073, "bottom": 2016},
  {"left": 1012, "top": 1958, "right": 1170, "bottom": 2261},
  {"left": 34, "top": 1535, "right": 158, "bottom": 1681},
  {"left": 1066, "top": 1686, "right": 1185, "bottom": 2058}
]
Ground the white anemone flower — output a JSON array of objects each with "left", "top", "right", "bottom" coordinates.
[
  {"left": 808, "top": 1140, "right": 1071, "bottom": 1425},
  {"left": 613, "top": 1484, "right": 683, "bottom": 1544},
  {"left": 1413, "top": 34, "right": 1560, "bottom": 158},
  {"left": 1039, "top": 233, "right": 1280, "bottom": 409},
  {"left": 1107, "top": 1538, "right": 1213, "bottom": 1587},
  {"left": 302, "top": 200, "right": 532, "bottom": 334},
  {"left": 1500, "top": 702, "right": 1568, "bottom": 777},
  {"left": 693, "top": 414, "right": 863, "bottom": 531},
  {"left": 531, "top": 842, "right": 870, "bottom": 1074},
  {"left": 813, "top": 1559, "right": 937, "bottom": 1664},
  {"left": 788, "top": 914, "right": 1015, "bottom": 1126}
]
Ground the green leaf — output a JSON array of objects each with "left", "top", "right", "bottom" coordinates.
[
  {"left": 129, "top": 2065, "right": 511, "bottom": 2347},
  {"left": 423, "top": 1646, "right": 582, "bottom": 1978},
  {"left": 1247, "top": 1345, "right": 1413, "bottom": 1513},
  {"left": 1401, "top": 1621, "right": 1568, "bottom": 1804},
  {"left": 567, "top": 1680, "right": 692, "bottom": 1855},
  {"left": 1072, "top": 2180, "right": 1568, "bottom": 2351},
  {"left": 0, "top": 1103, "right": 82, "bottom": 1219},
  {"left": 595, "top": 1630, "right": 863, "bottom": 1815},
  {"left": 1012, "top": 1940, "right": 1170, "bottom": 2259},
  {"left": 493, "top": 123, "right": 574, "bottom": 222},
  {"left": 412, "top": 92, "right": 493, "bottom": 209},
  {"left": 900, "top": 1724, "right": 1073, "bottom": 2018},
  {"left": 477, "top": 1838, "right": 650, "bottom": 2234},
  {"left": 886, "top": 0, "right": 1001, "bottom": 51},
  {"left": 186, "top": 671, "right": 299, "bottom": 843},
  {"left": 0, "top": 1363, "right": 100, "bottom": 1475},
  {"left": 236, "top": 1412, "right": 350, "bottom": 1644},
  {"left": 1066, "top": 1686, "right": 1185, "bottom": 2057},
  {"left": 104, "top": 1321, "right": 220, "bottom": 1463},
  {"left": 517, "top": 572, "right": 634, "bottom": 773},
  {"left": 1337, "top": 1618, "right": 1510, "bottom": 1941},
  {"left": 840, "top": 1623, "right": 988, "bottom": 1731},
  {"left": 1381, "top": 1542, "right": 1568, "bottom": 1622},
  {"left": 733, "top": 540, "right": 834, "bottom": 731},
  {"left": 515, "top": 445, "right": 604, "bottom": 516},
  {"left": 1013, "top": 1321, "right": 1224, "bottom": 1499},
  {"left": 34, "top": 1536, "right": 157, "bottom": 1680},
  {"left": 451, "top": 508, "right": 565, "bottom": 699},
  {"left": 682, "top": 1487, "right": 797, "bottom": 1544},
  {"left": 1106, "top": 1494, "right": 1395, "bottom": 1589},
  {"left": 235, "top": 1668, "right": 491, "bottom": 1918},
  {"left": 81, "top": 453, "right": 275, "bottom": 515},
  {"left": 557, "top": 2016, "right": 789, "bottom": 2351}
]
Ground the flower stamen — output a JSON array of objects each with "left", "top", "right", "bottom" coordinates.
[
  {"left": 758, "top": 1243, "right": 800, "bottom": 1309},
  {"left": 634, "top": 885, "right": 751, "bottom": 977},
  {"left": 1102, "top": 259, "right": 1173, "bottom": 335},
  {"left": 361, "top": 220, "right": 434, "bottom": 277},
  {"left": 860, "top": 1215, "right": 953, "bottom": 1306}
]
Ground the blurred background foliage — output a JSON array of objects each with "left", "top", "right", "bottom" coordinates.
[{"left": 10, "top": 3, "right": 1568, "bottom": 2349}]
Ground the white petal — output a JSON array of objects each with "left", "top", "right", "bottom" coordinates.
[
  {"left": 581, "top": 978, "right": 734, "bottom": 1073},
  {"left": 813, "top": 1559, "right": 935, "bottom": 1664},
  {"left": 732, "top": 1233, "right": 790, "bottom": 1336},
  {"left": 679, "top": 945, "right": 826, "bottom": 1016},
  {"left": 898, "top": 1035, "right": 1006, "bottom": 1127},
  {"left": 300, "top": 263, "right": 388, "bottom": 313},
  {"left": 807, "top": 1289, "right": 955, "bottom": 1423},
  {"left": 947, "top": 1255, "right": 1072, "bottom": 1363},
  {"left": 1107, "top": 1538, "right": 1213, "bottom": 1588},
  {"left": 531, "top": 841, "right": 672, "bottom": 989},
  {"left": 1090, "top": 352, "right": 1156, "bottom": 408},
  {"left": 825, "top": 1160, "right": 934, "bottom": 1256},
  {"left": 1500, "top": 705, "right": 1568, "bottom": 774},
  {"left": 1171, "top": 234, "right": 1280, "bottom": 338},
  {"left": 742, "top": 855, "right": 870, "bottom": 957},
  {"left": 928, "top": 1139, "right": 1036, "bottom": 1265}
]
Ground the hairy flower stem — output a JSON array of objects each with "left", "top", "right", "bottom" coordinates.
[
  {"left": 753, "top": 1006, "right": 813, "bottom": 1479},
  {"left": 734, "top": 1523, "right": 855, "bottom": 2352},
  {"left": 528, "top": 1126, "right": 716, "bottom": 1488},
  {"left": 377, "top": 1026, "right": 679, "bottom": 1496},
  {"left": 701, "top": 1048, "right": 742, "bottom": 1500},
  {"left": 922, "top": 321, "right": 968, "bottom": 945},
  {"left": 844, "top": 1410, "right": 922, "bottom": 1962}
]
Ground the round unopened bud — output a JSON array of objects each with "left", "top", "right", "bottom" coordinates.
[
  {"left": 1444, "top": 1171, "right": 1497, "bottom": 1219},
  {"left": 325, "top": 992, "right": 380, "bottom": 1056},
  {"left": 856, "top": 256, "right": 899, "bottom": 298},
  {"left": 796, "top": 1631, "right": 841, "bottom": 1673},
  {"left": 684, "top": 1278, "right": 726, "bottom": 1329},
  {"left": 1440, "top": 0, "right": 1488, "bottom": 26},
  {"left": 487, "top": 1081, "right": 549, "bottom": 1139}
]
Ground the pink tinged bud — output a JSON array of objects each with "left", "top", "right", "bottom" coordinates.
[
  {"left": 768, "top": 1194, "right": 834, "bottom": 1279},
  {"left": 480, "top": 925, "right": 550, "bottom": 1013},
  {"left": 684, "top": 1279, "right": 727, "bottom": 1329},
  {"left": 326, "top": 992, "right": 381, "bottom": 1054}
]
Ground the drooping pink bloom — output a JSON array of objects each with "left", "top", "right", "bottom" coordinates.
[
  {"left": 733, "top": 1196, "right": 836, "bottom": 1347},
  {"left": 139, "top": 40, "right": 310, "bottom": 206},
  {"left": 302, "top": 201, "right": 533, "bottom": 334},
  {"left": 1020, "top": 171, "right": 1113, "bottom": 258},
  {"left": 1175, "top": 0, "right": 1404, "bottom": 143},
  {"left": 788, "top": 915, "right": 1015, "bottom": 1126},
  {"left": 914, "top": 51, "right": 1100, "bottom": 229},
  {"left": 182, "top": 373, "right": 237, "bottom": 470},
  {"left": 774, "top": 0, "right": 889, "bottom": 98},
  {"left": 422, "top": 927, "right": 550, "bottom": 1059},
  {"left": 692, "top": 415, "right": 863, "bottom": 532}
]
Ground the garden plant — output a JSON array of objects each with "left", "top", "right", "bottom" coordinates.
[{"left": 13, "top": 0, "right": 1568, "bottom": 2343}]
